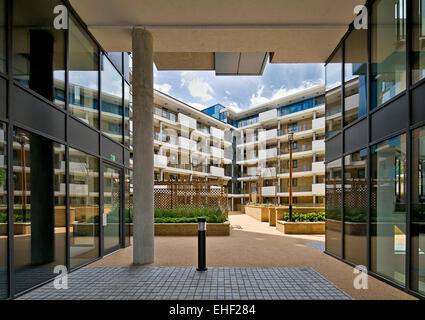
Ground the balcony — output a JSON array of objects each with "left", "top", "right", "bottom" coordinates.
[
  {"left": 211, "top": 146, "right": 224, "bottom": 159},
  {"left": 259, "top": 109, "right": 277, "bottom": 123},
  {"left": 210, "top": 166, "right": 225, "bottom": 177},
  {"left": 312, "top": 117, "right": 325, "bottom": 131},
  {"left": 279, "top": 163, "right": 312, "bottom": 174},
  {"left": 278, "top": 123, "right": 312, "bottom": 136},
  {"left": 279, "top": 184, "right": 312, "bottom": 193},
  {"left": 154, "top": 154, "right": 167, "bottom": 168},
  {"left": 312, "top": 139, "right": 325, "bottom": 152},
  {"left": 261, "top": 186, "right": 276, "bottom": 196},
  {"left": 178, "top": 136, "right": 196, "bottom": 151},
  {"left": 210, "top": 127, "right": 224, "bottom": 140},
  {"left": 281, "top": 143, "right": 312, "bottom": 154},
  {"left": 153, "top": 107, "right": 177, "bottom": 123},
  {"left": 258, "top": 128, "right": 277, "bottom": 141},
  {"left": 312, "top": 161, "right": 325, "bottom": 172},
  {"left": 178, "top": 113, "right": 197, "bottom": 129},
  {"left": 259, "top": 147, "right": 278, "bottom": 159},
  {"left": 312, "top": 183, "right": 325, "bottom": 195}
]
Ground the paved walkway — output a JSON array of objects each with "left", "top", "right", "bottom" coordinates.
[{"left": 19, "top": 267, "right": 351, "bottom": 300}]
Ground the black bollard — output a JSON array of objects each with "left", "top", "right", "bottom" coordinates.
[{"left": 197, "top": 217, "right": 207, "bottom": 271}]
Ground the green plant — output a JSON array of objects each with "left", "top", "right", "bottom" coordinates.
[{"left": 283, "top": 212, "right": 325, "bottom": 222}]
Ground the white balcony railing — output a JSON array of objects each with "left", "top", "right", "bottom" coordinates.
[
  {"left": 259, "top": 147, "right": 277, "bottom": 159},
  {"left": 178, "top": 113, "right": 197, "bottom": 129},
  {"left": 262, "top": 186, "right": 276, "bottom": 196},
  {"left": 312, "top": 183, "right": 325, "bottom": 195},
  {"left": 210, "top": 166, "right": 225, "bottom": 177},
  {"left": 154, "top": 154, "right": 167, "bottom": 168},
  {"left": 178, "top": 136, "right": 196, "bottom": 151},
  {"left": 211, "top": 146, "right": 224, "bottom": 159},
  {"left": 312, "top": 117, "right": 325, "bottom": 131},
  {"left": 259, "top": 109, "right": 277, "bottom": 123},
  {"left": 312, "top": 139, "right": 325, "bottom": 152},
  {"left": 210, "top": 127, "right": 224, "bottom": 140},
  {"left": 312, "top": 161, "right": 325, "bottom": 172},
  {"left": 258, "top": 128, "right": 277, "bottom": 141}
]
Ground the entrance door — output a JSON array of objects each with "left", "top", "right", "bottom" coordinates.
[{"left": 103, "top": 164, "right": 122, "bottom": 253}]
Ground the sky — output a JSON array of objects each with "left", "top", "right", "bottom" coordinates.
[{"left": 153, "top": 62, "right": 325, "bottom": 112}]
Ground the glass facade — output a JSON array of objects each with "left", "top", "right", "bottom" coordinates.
[
  {"left": 371, "top": 0, "right": 406, "bottom": 108},
  {"left": 411, "top": 127, "right": 425, "bottom": 295},
  {"left": 325, "top": 47, "right": 342, "bottom": 139},
  {"left": 344, "top": 149, "right": 367, "bottom": 266},
  {"left": 0, "top": 0, "right": 5, "bottom": 74},
  {"left": 325, "top": 158, "right": 342, "bottom": 257},
  {"left": 12, "top": 0, "right": 65, "bottom": 107},
  {"left": 413, "top": 0, "right": 425, "bottom": 83},
  {"left": 103, "top": 164, "right": 121, "bottom": 252},
  {"left": 0, "top": 122, "right": 6, "bottom": 299},
  {"left": 0, "top": 1, "right": 132, "bottom": 298},
  {"left": 69, "top": 16, "right": 99, "bottom": 127},
  {"left": 101, "top": 55, "right": 123, "bottom": 143},
  {"left": 69, "top": 148, "right": 100, "bottom": 269},
  {"left": 371, "top": 135, "right": 406, "bottom": 285},
  {"left": 344, "top": 29, "right": 368, "bottom": 125},
  {"left": 13, "top": 128, "right": 66, "bottom": 294}
]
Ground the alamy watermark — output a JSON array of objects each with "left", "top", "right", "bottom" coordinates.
[
  {"left": 53, "top": 265, "right": 68, "bottom": 290},
  {"left": 53, "top": 5, "right": 68, "bottom": 30},
  {"left": 354, "top": 5, "right": 368, "bottom": 30},
  {"left": 353, "top": 265, "right": 368, "bottom": 290}
]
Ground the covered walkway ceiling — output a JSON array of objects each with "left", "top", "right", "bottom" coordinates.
[{"left": 70, "top": 0, "right": 365, "bottom": 71}]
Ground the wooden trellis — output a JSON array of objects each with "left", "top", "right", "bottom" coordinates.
[{"left": 154, "top": 180, "right": 228, "bottom": 209}]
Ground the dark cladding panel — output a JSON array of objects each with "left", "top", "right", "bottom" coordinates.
[
  {"left": 371, "top": 95, "right": 408, "bottom": 142},
  {"left": 344, "top": 118, "right": 368, "bottom": 154},
  {"left": 102, "top": 135, "right": 123, "bottom": 164},
  {"left": 325, "top": 133, "right": 342, "bottom": 162},
  {"left": 0, "top": 77, "right": 5, "bottom": 119},
  {"left": 68, "top": 117, "right": 99, "bottom": 154},
  {"left": 123, "top": 53, "right": 130, "bottom": 83},
  {"left": 12, "top": 85, "right": 65, "bottom": 140},
  {"left": 107, "top": 52, "right": 123, "bottom": 74},
  {"left": 412, "top": 82, "right": 425, "bottom": 125},
  {"left": 124, "top": 149, "right": 130, "bottom": 167}
]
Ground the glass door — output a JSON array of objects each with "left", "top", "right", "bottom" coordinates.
[{"left": 103, "top": 164, "right": 122, "bottom": 253}]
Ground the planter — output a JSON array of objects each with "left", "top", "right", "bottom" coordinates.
[
  {"left": 0, "top": 222, "right": 31, "bottom": 235},
  {"left": 268, "top": 207, "right": 277, "bottom": 226},
  {"left": 245, "top": 206, "right": 269, "bottom": 222},
  {"left": 276, "top": 221, "right": 325, "bottom": 234},
  {"left": 129, "top": 221, "right": 230, "bottom": 236}
]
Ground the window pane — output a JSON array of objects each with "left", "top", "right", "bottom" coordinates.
[
  {"left": 371, "top": 0, "right": 407, "bottom": 108},
  {"left": 344, "top": 149, "right": 367, "bottom": 266},
  {"left": 12, "top": 0, "right": 65, "bottom": 108},
  {"left": 0, "top": 0, "right": 5, "bottom": 73},
  {"left": 325, "top": 48, "right": 342, "bottom": 139},
  {"left": 326, "top": 158, "right": 342, "bottom": 257},
  {"left": 13, "top": 128, "right": 66, "bottom": 294},
  {"left": 101, "top": 55, "right": 123, "bottom": 143},
  {"left": 125, "top": 169, "right": 132, "bottom": 247},
  {"left": 124, "top": 82, "right": 132, "bottom": 147},
  {"left": 371, "top": 134, "right": 406, "bottom": 285},
  {"left": 412, "top": 0, "right": 425, "bottom": 83},
  {"left": 69, "top": 17, "right": 99, "bottom": 128},
  {"left": 0, "top": 123, "right": 7, "bottom": 298},
  {"left": 412, "top": 126, "right": 425, "bottom": 295},
  {"left": 69, "top": 148, "right": 99, "bottom": 268},
  {"left": 344, "top": 29, "right": 368, "bottom": 125}
]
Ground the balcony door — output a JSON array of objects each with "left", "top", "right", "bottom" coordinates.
[{"left": 103, "top": 164, "right": 122, "bottom": 253}]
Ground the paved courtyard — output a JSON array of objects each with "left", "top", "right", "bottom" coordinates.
[{"left": 19, "top": 266, "right": 351, "bottom": 300}]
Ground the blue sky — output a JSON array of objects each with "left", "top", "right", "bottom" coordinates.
[{"left": 153, "top": 62, "right": 325, "bottom": 112}]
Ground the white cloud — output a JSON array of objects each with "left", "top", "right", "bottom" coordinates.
[
  {"left": 249, "top": 85, "right": 270, "bottom": 106},
  {"left": 188, "top": 78, "right": 215, "bottom": 102},
  {"left": 154, "top": 83, "right": 172, "bottom": 94},
  {"left": 225, "top": 90, "right": 231, "bottom": 96}
]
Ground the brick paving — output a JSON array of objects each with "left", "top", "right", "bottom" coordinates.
[{"left": 18, "top": 266, "right": 351, "bottom": 300}]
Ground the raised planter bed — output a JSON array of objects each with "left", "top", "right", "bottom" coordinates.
[
  {"left": 245, "top": 206, "right": 269, "bottom": 222},
  {"left": 268, "top": 207, "right": 277, "bottom": 226},
  {"left": 129, "top": 221, "right": 230, "bottom": 236},
  {"left": 0, "top": 222, "right": 31, "bottom": 235},
  {"left": 277, "top": 221, "right": 325, "bottom": 234}
]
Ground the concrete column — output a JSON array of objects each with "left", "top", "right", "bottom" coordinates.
[{"left": 132, "top": 28, "right": 154, "bottom": 265}]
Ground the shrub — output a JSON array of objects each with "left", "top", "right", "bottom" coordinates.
[
  {"left": 283, "top": 212, "right": 325, "bottom": 222},
  {"left": 154, "top": 206, "right": 228, "bottom": 223}
]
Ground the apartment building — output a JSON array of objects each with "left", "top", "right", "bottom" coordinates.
[{"left": 202, "top": 86, "right": 326, "bottom": 211}]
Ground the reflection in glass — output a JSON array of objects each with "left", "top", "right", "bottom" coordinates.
[
  {"left": 371, "top": 0, "right": 406, "bottom": 108},
  {"left": 412, "top": 127, "right": 425, "bottom": 295},
  {"left": 12, "top": 0, "right": 65, "bottom": 108},
  {"left": 101, "top": 55, "right": 123, "bottom": 143},
  {"left": 344, "top": 29, "right": 368, "bottom": 125},
  {"left": 0, "top": 123, "right": 7, "bottom": 298},
  {"left": 344, "top": 149, "right": 367, "bottom": 266},
  {"left": 0, "top": 0, "right": 5, "bottom": 74},
  {"left": 103, "top": 165, "right": 121, "bottom": 251},
  {"left": 325, "top": 48, "right": 342, "bottom": 139},
  {"left": 412, "top": 0, "right": 425, "bottom": 83},
  {"left": 125, "top": 169, "right": 133, "bottom": 246},
  {"left": 69, "top": 148, "right": 99, "bottom": 268},
  {"left": 12, "top": 128, "right": 66, "bottom": 294},
  {"left": 124, "top": 83, "right": 132, "bottom": 147},
  {"left": 69, "top": 17, "right": 99, "bottom": 127},
  {"left": 325, "top": 158, "right": 342, "bottom": 257},
  {"left": 371, "top": 134, "right": 406, "bottom": 285}
]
